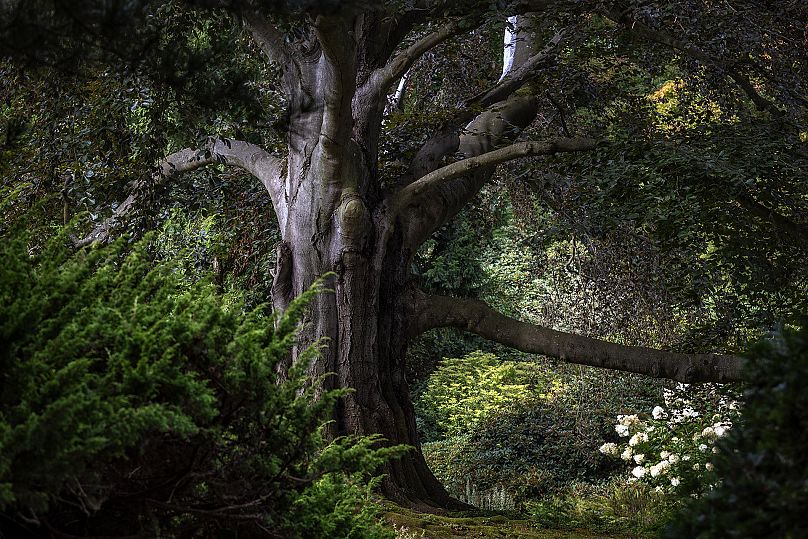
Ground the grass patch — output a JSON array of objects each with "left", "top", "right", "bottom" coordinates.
[{"left": 384, "top": 503, "right": 645, "bottom": 538}]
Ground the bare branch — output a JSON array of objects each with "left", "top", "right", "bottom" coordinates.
[
  {"left": 77, "top": 138, "right": 285, "bottom": 247},
  {"left": 398, "top": 95, "right": 539, "bottom": 251},
  {"left": 465, "top": 27, "right": 568, "bottom": 109},
  {"left": 409, "top": 129, "right": 460, "bottom": 179},
  {"left": 603, "top": 7, "right": 783, "bottom": 116},
  {"left": 393, "top": 137, "right": 596, "bottom": 214},
  {"left": 409, "top": 291, "right": 745, "bottom": 383},
  {"left": 408, "top": 27, "right": 569, "bottom": 180}
]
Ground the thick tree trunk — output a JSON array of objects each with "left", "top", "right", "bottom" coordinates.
[{"left": 270, "top": 161, "right": 463, "bottom": 508}]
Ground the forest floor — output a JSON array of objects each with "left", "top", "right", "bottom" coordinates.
[{"left": 384, "top": 504, "right": 646, "bottom": 539}]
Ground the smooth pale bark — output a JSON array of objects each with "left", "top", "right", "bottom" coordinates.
[
  {"left": 393, "top": 137, "right": 597, "bottom": 215},
  {"left": 500, "top": 16, "right": 518, "bottom": 81}
]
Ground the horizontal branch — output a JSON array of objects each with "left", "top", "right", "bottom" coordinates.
[
  {"left": 393, "top": 137, "right": 596, "bottom": 213},
  {"left": 76, "top": 137, "right": 285, "bottom": 247},
  {"left": 410, "top": 291, "right": 745, "bottom": 383}
]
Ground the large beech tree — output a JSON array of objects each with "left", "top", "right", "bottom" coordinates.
[{"left": 10, "top": 0, "right": 805, "bottom": 508}]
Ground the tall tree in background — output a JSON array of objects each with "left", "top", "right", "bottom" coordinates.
[{"left": 3, "top": 0, "right": 806, "bottom": 508}]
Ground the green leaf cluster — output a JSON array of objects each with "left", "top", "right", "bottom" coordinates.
[{"left": 415, "top": 351, "right": 559, "bottom": 440}]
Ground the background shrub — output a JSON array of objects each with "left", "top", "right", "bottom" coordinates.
[{"left": 417, "top": 352, "right": 650, "bottom": 504}]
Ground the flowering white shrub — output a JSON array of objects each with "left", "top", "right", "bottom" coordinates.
[{"left": 598, "top": 383, "right": 739, "bottom": 494}]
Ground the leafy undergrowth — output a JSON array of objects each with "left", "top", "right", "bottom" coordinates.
[{"left": 383, "top": 504, "right": 644, "bottom": 539}]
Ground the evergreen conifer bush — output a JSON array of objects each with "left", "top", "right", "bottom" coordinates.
[{"left": 0, "top": 229, "right": 401, "bottom": 538}]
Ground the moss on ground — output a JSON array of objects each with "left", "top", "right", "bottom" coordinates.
[{"left": 383, "top": 504, "right": 644, "bottom": 538}]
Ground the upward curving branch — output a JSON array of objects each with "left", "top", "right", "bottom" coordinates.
[
  {"left": 373, "top": 15, "right": 482, "bottom": 97},
  {"left": 465, "top": 27, "right": 568, "bottom": 110},
  {"left": 393, "top": 137, "right": 596, "bottom": 215},
  {"left": 241, "top": 9, "right": 296, "bottom": 68},
  {"left": 76, "top": 137, "right": 285, "bottom": 247},
  {"left": 408, "top": 27, "right": 569, "bottom": 181},
  {"left": 409, "top": 291, "right": 745, "bottom": 384}
]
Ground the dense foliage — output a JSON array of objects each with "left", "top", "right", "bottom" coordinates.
[
  {"left": 0, "top": 229, "right": 401, "bottom": 538},
  {"left": 418, "top": 351, "right": 664, "bottom": 505},
  {"left": 669, "top": 326, "right": 808, "bottom": 538}
]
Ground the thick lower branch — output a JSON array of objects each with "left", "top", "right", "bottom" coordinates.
[
  {"left": 409, "top": 291, "right": 745, "bottom": 383},
  {"left": 375, "top": 15, "right": 482, "bottom": 97}
]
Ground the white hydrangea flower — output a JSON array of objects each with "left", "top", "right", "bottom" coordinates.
[
  {"left": 634, "top": 453, "right": 645, "bottom": 464},
  {"left": 702, "top": 426, "right": 716, "bottom": 440},
  {"left": 660, "top": 450, "right": 670, "bottom": 459},
  {"left": 650, "top": 460, "right": 670, "bottom": 478},
  {"left": 652, "top": 406, "right": 667, "bottom": 419},
  {"left": 668, "top": 454, "right": 680, "bottom": 464},
  {"left": 670, "top": 477, "right": 681, "bottom": 487},
  {"left": 632, "top": 466, "right": 646, "bottom": 478},
  {"left": 692, "top": 463, "right": 701, "bottom": 471},
  {"left": 621, "top": 447, "right": 633, "bottom": 461},
  {"left": 714, "top": 425, "right": 727, "bottom": 438},
  {"left": 705, "top": 462, "right": 714, "bottom": 471},
  {"left": 629, "top": 432, "right": 648, "bottom": 447},
  {"left": 615, "top": 424, "right": 630, "bottom": 437},
  {"left": 683, "top": 455, "right": 691, "bottom": 461},
  {"left": 712, "top": 447, "right": 720, "bottom": 454},
  {"left": 599, "top": 442, "right": 619, "bottom": 456},
  {"left": 699, "top": 444, "right": 708, "bottom": 452}
]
